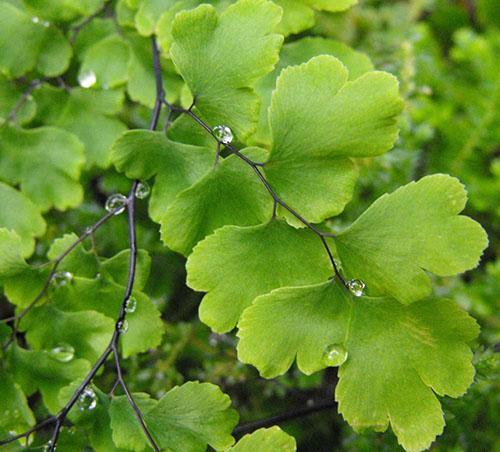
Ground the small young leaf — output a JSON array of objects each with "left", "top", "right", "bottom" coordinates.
[
  {"left": 230, "top": 426, "right": 296, "bottom": 451},
  {"left": 335, "top": 174, "right": 489, "bottom": 303}
]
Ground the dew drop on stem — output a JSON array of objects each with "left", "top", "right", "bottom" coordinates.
[
  {"left": 51, "top": 271, "right": 73, "bottom": 288},
  {"left": 117, "top": 320, "right": 129, "bottom": 334},
  {"left": 124, "top": 297, "right": 137, "bottom": 313},
  {"left": 213, "top": 125, "right": 233, "bottom": 145},
  {"left": 346, "top": 279, "right": 365, "bottom": 297},
  {"left": 135, "top": 182, "right": 150, "bottom": 199},
  {"left": 77, "top": 386, "right": 97, "bottom": 411},
  {"left": 105, "top": 194, "right": 127, "bottom": 215}
]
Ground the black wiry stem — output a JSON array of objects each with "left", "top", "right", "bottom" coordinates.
[
  {"left": 0, "top": 37, "right": 164, "bottom": 452},
  {"left": 233, "top": 400, "right": 337, "bottom": 437},
  {"left": 164, "top": 104, "right": 347, "bottom": 286}
]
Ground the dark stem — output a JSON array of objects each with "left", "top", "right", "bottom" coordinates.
[
  {"left": 0, "top": 36, "right": 165, "bottom": 451},
  {"left": 233, "top": 399, "right": 337, "bottom": 437}
]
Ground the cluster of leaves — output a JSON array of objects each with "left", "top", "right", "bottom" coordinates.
[{"left": 0, "top": 0, "right": 497, "bottom": 451}]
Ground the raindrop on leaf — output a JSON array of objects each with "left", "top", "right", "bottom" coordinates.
[
  {"left": 77, "top": 387, "right": 97, "bottom": 411},
  {"left": 49, "top": 343, "right": 75, "bottom": 363},
  {"left": 78, "top": 70, "right": 97, "bottom": 89},
  {"left": 124, "top": 297, "right": 137, "bottom": 313},
  {"left": 51, "top": 271, "right": 73, "bottom": 288},
  {"left": 346, "top": 279, "right": 365, "bottom": 297},
  {"left": 322, "top": 344, "right": 348, "bottom": 367},
  {"left": 117, "top": 320, "right": 129, "bottom": 334},
  {"left": 135, "top": 182, "right": 150, "bottom": 199}
]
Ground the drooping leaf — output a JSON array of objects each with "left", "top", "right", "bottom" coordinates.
[
  {"left": 0, "top": 183, "right": 46, "bottom": 258},
  {"left": 237, "top": 282, "right": 479, "bottom": 451},
  {"left": 265, "top": 55, "right": 403, "bottom": 224},
  {"left": 21, "top": 305, "right": 114, "bottom": 362},
  {"left": 170, "top": 0, "right": 283, "bottom": 140},
  {"left": 187, "top": 220, "right": 332, "bottom": 332},
  {"left": 335, "top": 174, "right": 489, "bottom": 304},
  {"left": 230, "top": 427, "right": 296, "bottom": 451},
  {"left": 8, "top": 345, "right": 90, "bottom": 413},
  {"left": 0, "top": 125, "right": 85, "bottom": 211},
  {"left": 162, "top": 148, "right": 273, "bottom": 256},
  {"left": 0, "top": 371, "right": 35, "bottom": 438}
]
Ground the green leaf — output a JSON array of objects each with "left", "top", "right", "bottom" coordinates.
[
  {"left": 335, "top": 174, "right": 489, "bottom": 304},
  {"left": 170, "top": 0, "right": 283, "bottom": 140},
  {"left": 0, "top": 371, "right": 35, "bottom": 437},
  {"left": 79, "top": 34, "right": 130, "bottom": 89},
  {"left": 127, "top": 32, "right": 184, "bottom": 107},
  {"left": 111, "top": 130, "right": 215, "bottom": 224},
  {"left": 274, "top": 0, "right": 357, "bottom": 36},
  {"left": 0, "top": 229, "right": 30, "bottom": 278},
  {"left": 22, "top": 0, "right": 105, "bottom": 22},
  {"left": 0, "top": 75, "right": 37, "bottom": 125},
  {"left": 109, "top": 393, "right": 158, "bottom": 451},
  {"left": 162, "top": 148, "right": 273, "bottom": 256},
  {"left": 0, "top": 125, "right": 85, "bottom": 211},
  {"left": 21, "top": 305, "right": 114, "bottom": 362},
  {"left": 145, "top": 381, "right": 238, "bottom": 451},
  {"left": 252, "top": 36, "right": 374, "bottom": 146},
  {"left": 265, "top": 55, "right": 402, "bottom": 224},
  {"left": 8, "top": 345, "right": 90, "bottom": 413},
  {"left": 33, "top": 86, "right": 127, "bottom": 168},
  {"left": 52, "top": 276, "right": 163, "bottom": 358},
  {"left": 0, "top": 182, "right": 46, "bottom": 258},
  {"left": 237, "top": 282, "right": 349, "bottom": 377},
  {"left": 230, "top": 427, "right": 296, "bottom": 451},
  {"left": 187, "top": 220, "right": 332, "bottom": 332},
  {"left": 0, "top": 2, "right": 71, "bottom": 78},
  {"left": 100, "top": 249, "right": 151, "bottom": 291},
  {"left": 237, "top": 283, "right": 479, "bottom": 451}
]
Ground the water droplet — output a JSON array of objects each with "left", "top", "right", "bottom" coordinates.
[
  {"left": 78, "top": 70, "right": 96, "bottom": 89},
  {"left": 51, "top": 271, "right": 73, "bottom": 287},
  {"left": 124, "top": 297, "right": 137, "bottom": 313},
  {"left": 117, "top": 320, "right": 129, "bottom": 334},
  {"left": 49, "top": 343, "right": 75, "bottom": 363},
  {"left": 322, "top": 344, "right": 348, "bottom": 367},
  {"left": 44, "top": 440, "right": 56, "bottom": 451},
  {"left": 77, "top": 387, "right": 97, "bottom": 411},
  {"left": 347, "top": 279, "right": 365, "bottom": 297},
  {"left": 213, "top": 125, "right": 233, "bottom": 145},
  {"left": 31, "top": 16, "right": 40, "bottom": 23},
  {"left": 105, "top": 194, "right": 127, "bottom": 215},
  {"left": 135, "top": 182, "right": 150, "bottom": 199}
]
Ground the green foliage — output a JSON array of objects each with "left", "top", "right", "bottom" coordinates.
[{"left": 0, "top": 0, "right": 497, "bottom": 451}]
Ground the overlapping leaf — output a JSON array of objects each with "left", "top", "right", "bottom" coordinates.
[
  {"left": 0, "top": 2, "right": 71, "bottom": 78},
  {"left": 109, "top": 382, "right": 238, "bottom": 451},
  {"left": 0, "top": 125, "right": 85, "bottom": 211},
  {"left": 170, "top": 0, "right": 284, "bottom": 140},
  {"left": 237, "top": 282, "right": 479, "bottom": 451},
  {"left": 334, "top": 174, "right": 488, "bottom": 303},
  {"left": 112, "top": 129, "right": 215, "bottom": 223},
  {"left": 274, "top": 0, "right": 357, "bottom": 36},
  {"left": 265, "top": 55, "right": 403, "bottom": 224},
  {"left": 187, "top": 220, "right": 332, "bottom": 332},
  {"left": 162, "top": 148, "right": 273, "bottom": 256},
  {"left": 33, "top": 85, "right": 127, "bottom": 168}
]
